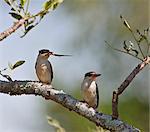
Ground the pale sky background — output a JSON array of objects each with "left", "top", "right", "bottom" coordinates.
[{"left": 0, "top": 0, "right": 149, "bottom": 132}]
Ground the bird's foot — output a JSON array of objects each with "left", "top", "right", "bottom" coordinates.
[
  {"left": 44, "top": 89, "right": 52, "bottom": 100},
  {"left": 44, "top": 91, "right": 51, "bottom": 100},
  {"left": 45, "top": 96, "right": 51, "bottom": 100},
  {"left": 80, "top": 100, "right": 90, "bottom": 107}
]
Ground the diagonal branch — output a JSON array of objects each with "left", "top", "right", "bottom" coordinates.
[
  {"left": 0, "top": 80, "right": 139, "bottom": 131},
  {"left": 0, "top": 18, "right": 28, "bottom": 41},
  {"left": 112, "top": 56, "right": 150, "bottom": 119}
]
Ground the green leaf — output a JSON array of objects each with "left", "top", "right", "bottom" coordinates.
[
  {"left": 11, "top": 60, "right": 25, "bottom": 70},
  {"left": 43, "top": 0, "right": 64, "bottom": 10},
  {"left": 9, "top": 12, "right": 22, "bottom": 20},
  {"left": 39, "top": 10, "right": 47, "bottom": 20},
  {"left": 4, "top": 0, "right": 11, "bottom": 5},
  {"left": 5, "top": 0, "right": 17, "bottom": 6},
  {"left": 53, "top": 2, "right": 59, "bottom": 10},
  {"left": 25, "top": 25, "right": 35, "bottom": 32},
  {"left": 21, "top": 25, "right": 35, "bottom": 38},
  {"left": 11, "top": 7, "right": 15, "bottom": 11},
  {"left": 120, "top": 15, "right": 131, "bottom": 31},
  {"left": 44, "top": 0, "right": 53, "bottom": 10},
  {"left": 131, "top": 49, "right": 139, "bottom": 56},
  {"left": 20, "top": 0, "right": 26, "bottom": 7},
  {"left": 2, "top": 74, "right": 13, "bottom": 82},
  {"left": 123, "top": 40, "right": 130, "bottom": 52}
]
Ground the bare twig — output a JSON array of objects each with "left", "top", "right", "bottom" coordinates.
[
  {"left": 144, "top": 28, "right": 150, "bottom": 56},
  {"left": 146, "top": 38, "right": 150, "bottom": 57},
  {"left": 112, "top": 56, "right": 150, "bottom": 119},
  {"left": 105, "top": 41, "right": 143, "bottom": 61},
  {"left": 25, "top": 0, "right": 30, "bottom": 15},
  {"left": 0, "top": 80, "right": 139, "bottom": 131}
]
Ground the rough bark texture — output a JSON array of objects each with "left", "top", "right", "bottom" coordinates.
[
  {"left": 0, "top": 80, "right": 140, "bottom": 131},
  {"left": 112, "top": 56, "right": 150, "bottom": 119}
]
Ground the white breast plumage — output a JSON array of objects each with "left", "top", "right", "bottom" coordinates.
[{"left": 81, "top": 78, "right": 99, "bottom": 108}]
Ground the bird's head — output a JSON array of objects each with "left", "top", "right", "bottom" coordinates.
[
  {"left": 38, "top": 49, "right": 54, "bottom": 59},
  {"left": 38, "top": 49, "right": 71, "bottom": 60},
  {"left": 84, "top": 71, "right": 101, "bottom": 81}
]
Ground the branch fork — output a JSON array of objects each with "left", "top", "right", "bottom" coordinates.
[{"left": 112, "top": 56, "right": 150, "bottom": 119}]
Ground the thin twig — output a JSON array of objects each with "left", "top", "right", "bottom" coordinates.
[
  {"left": 105, "top": 41, "right": 143, "bottom": 61},
  {"left": 25, "top": 0, "right": 30, "bottom": 15},
  {"left": 120, "top": 15, "right": 145, "bottom": 59},
  {"left": 130, "top": 31, "right": 145, "bottom": 59},
  {"left": 145, "top": 36, "right": 150, "bottom": 57}
]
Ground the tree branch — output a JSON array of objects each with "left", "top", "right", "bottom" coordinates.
[
  {"left": 0, "top": 80, "right": 140, "bottom": 131},
  {"left": 0, "top": 18, "right": 28, "bottom": 41},
  {"left": 112, "top": 56, "right": 150, "bottom": 119}
]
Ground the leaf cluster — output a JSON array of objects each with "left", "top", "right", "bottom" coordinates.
[
  {"left": 4, "top": 0, "right": 64, "bottom": 37},
  {"left": 106, "top": 15, "right": 150, "bottom": 61}
]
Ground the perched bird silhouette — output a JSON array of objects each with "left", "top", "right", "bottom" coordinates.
[{"left": 81, "top": 71, "right": 101, "bottom": 109}]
